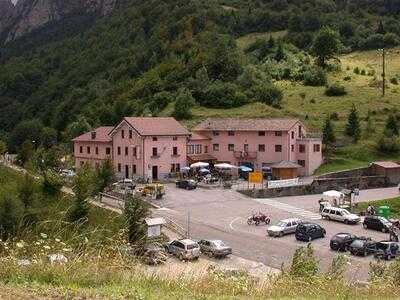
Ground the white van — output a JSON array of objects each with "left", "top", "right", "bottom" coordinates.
[{"left": 321, "top": 207, "right": 360, "bottom": 224}]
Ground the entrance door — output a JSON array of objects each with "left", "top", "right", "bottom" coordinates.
[
  {"left": 125, "top": 165, "right": 129, "bottom": 178},
  {"left": 152, "top": 166, "right": 158, "bottom": 180}
]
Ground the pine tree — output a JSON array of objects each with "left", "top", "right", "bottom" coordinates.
[
  {"left": 345, "top": 104, "right": 361, "bottom": 142},
  {"left": 322, "top": 116, "right": 336, "bottom": 145},
  {"left": 376, "top": 20, "right": 386, "bottom": 35},
  {"left": 95, "top": 158, "right": 115, "bottom": 193},
  {"left": 385, "top": 114, "right": 399, "bottom": 136},
  {"left": 124, "top": 195, "right": 150, "bottom": 253},
  {"left": 274, "top": 42, "right": 285, "bottom": 62},
  {"left": 173, "top": 88, "right": 195, "bottom": 120}
]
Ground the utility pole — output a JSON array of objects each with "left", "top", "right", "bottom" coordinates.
[{"left": 382, "top": 47, "right": 386, "bottom": 97}]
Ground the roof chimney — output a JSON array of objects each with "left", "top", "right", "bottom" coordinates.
[{"left": 91, "top": 131, "right": 96, "bottom": 139}]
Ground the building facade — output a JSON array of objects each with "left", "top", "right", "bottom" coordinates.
[{"left": 73, "top": 117, "right": 323, "bottom": 180}]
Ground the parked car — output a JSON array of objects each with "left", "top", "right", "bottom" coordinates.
[
  {"left": 295, "top": 223, "right": 326, "bottom": 242},
  {"left": 374, "top": 241, "right": 400, "bottom": 260},
  {"left": 165, "top": 239, "right": 201, "bottom": 261},
  {"left": 197, "top": 239, "right": 232, "bottom": 258},
  {"left": 348, "top": 238, "right": 377, "bottom": 256},
  {"left": 321, "top": 207, "right": 360, "bottom": 224},
  {"left": 176, "top": 179, "right": 197, "bottom": 190},
  {"left": 330, "top": 233, "right": 358, "bottom": 251},
  {"left": 267, "top": 218, "right": 303, "bottom": 237},
  {"left": 363, "top": 215, "right": 393, "bottom": 233}
]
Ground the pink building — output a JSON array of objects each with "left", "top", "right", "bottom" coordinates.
[
  {"left": 73, "top": 117, "right": 190, "bottom": 181},
  {"left": 73, "top": 117, "right": 323, "bottom": 180},
  {"left": 188, "top": 118, "right": 322, "bottom": 177}
]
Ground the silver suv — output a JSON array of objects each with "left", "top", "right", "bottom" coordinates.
[
  {"left": 267, "top": 218, "right": 302, "bottom": 237},
  {"left": 166, "top": 239, "right": 201, "bottom": 260},
  {"left": 321, "top": 207, "right": 360, "bottom": 224}
]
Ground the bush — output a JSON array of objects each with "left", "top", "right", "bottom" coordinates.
[
  {"left": 353, "top": 67, "right": 360, "bottom": 74},
  {"left": 390, "top": 77, "right": 398, "bottom": 85},
  {"left": 325, "top": 84, "right": 347, "bottom": 96},
  {"left": 201, "top": 81, "right": 247, "bottom": 108},
  {"left": 360, "top": 69, "right": 366, "bottom": 75},
  {"left": 343, "top": 76, "right": 351, "bottom": 81},
  {"left": 290, "top": 244, "right": 319, "bottom": 278},
  {"left": 330, "top": 112, "right": 339, "bottom": 120},
  {"left": 367, "top": 69, "right": 375, "bottom": 76},
  {"left": 377, "top": 136, "right": 400, "bottom": 154},
  {"left": 303, "top": 67, "right": 327, "bottom": 86},
  {"left": 252, "top": 84, "right": 283, "bottom": 108},
  {"left": 42, "top": 170, "right": 63, "bottom": 196}
]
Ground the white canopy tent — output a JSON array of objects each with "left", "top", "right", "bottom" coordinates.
[
  {"left": 214, "top": 163, "right": 238, "bottom": 169},
  {"left": 190, "top": 162, "right": 209, "bottom": 168},
  {"left": 322, "top": 190, "right": 344, "bottom": 202}
]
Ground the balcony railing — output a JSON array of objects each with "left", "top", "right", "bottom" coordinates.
[{"left": 233, "top": 151, "right": 257, "bottom": 159}]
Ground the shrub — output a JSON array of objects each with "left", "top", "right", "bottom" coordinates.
[
  {"left": 377, "top": 135, "right": 400, "bottom": 154},
  {"left": 303, "top": 67, "right": 327, "bottom": 86},
  {"left": 343, "top": 76, "right": 351, "bottom": 81},
  {"left": 201, "top": 81, "right": 247, "bottom": 108},
  {"left": 42, "top": 170, "right": 63, "bottom": 196},
  {"left": 390, "top": 77, "right": 398, "bottom": 85},
  {"left": 330, "top": 112, "right": 339, "bottom": 120},
  {"left": 360, "top": 69, "right": 366, "bottom": 75},
  {"left": 367, "top": 69, "right": 375, "bottom": 76},
  {"left": 125, "top": 195, "right": 150, "bottom": 253},
  {"left": 353, "top": 67, "right": 360, "bottom": 74},
  {"left": 310, "top": 98, "right": 316, "bottom": 103},
  {"left": 325, "top": 84, "right": 347, "bottom": 96},
  {"left": 252, "top": 84, "right": 283, "bottom": 108},
  {"left": 290, "top": 244, "right": 319, "bottom": 278}
]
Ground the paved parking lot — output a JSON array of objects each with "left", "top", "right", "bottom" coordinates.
[{"left": 154, "top": 185, "right": 400, "bottom": 281}]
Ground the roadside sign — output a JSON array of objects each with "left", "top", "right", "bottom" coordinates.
[{"left": 248, "top": 171, "right": 263, "bottom": 184}]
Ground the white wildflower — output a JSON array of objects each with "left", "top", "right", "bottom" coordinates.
[
  {"left": 55, "top": 238, "right": 61, "bottom": 243},
  {"left": 40, "top": 233, "right": 48, "bottom": 239},
  {"left": 16, "top": 242, "right": 24, "bottom": 248},
  {"left": 43, "top": 245, "right": 51, "bottom": 250},
  {"left": 62, "top": 248, "right": 72, "bottom": 252}
]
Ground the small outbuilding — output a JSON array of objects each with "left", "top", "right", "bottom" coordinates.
[
  {"left": 145, "top": 217, "right": 166, "bottom": 238},
  {"left": 271, "top": 161, "right": 302, "bottom": 180},
  {"left": 371, "top": 161, "right": 400, "bottom": 185}
]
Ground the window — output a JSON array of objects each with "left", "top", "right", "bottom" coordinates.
[
  {"left": 118, "top": 163, "right": 121, "bottom": 172},
  {"left": 204, "top": 146, "right": 208, "bottom": 153},
  {"left": 152, "top": 137, "right": 158, "bottom": 141},
  {"left": 299, "top": 144, "right": 306, "bottom": 153},
  {"left": 121, "top": 130, "right": 125, "bottom": 139},
  {"left": 176, "top": 163, "right": 180, "bottom": 172},
  {"left": 275, "top": 145, "right": 282, "bottom": 152},
  {"left": 133, "top": 147, "right": 137, "bottom": 157},
  {"left": 125, "top": 147, "right": 128, "bottom": 156},
  {"left": 258, "top": 131, "right": 265, "bottom": 136},
  {"left": 244, "top": 144, "right": 249, "bottom": 152},
  {"left": 212, "top": 131, "right": 219, "bottom": 136},
  {"left": 171, "top": 164, "right": 175, "bottom": 172},
  {"left": 213, "top": 144, "right": 219, "bottom": 151},
  {"left": 79, "top": 146, "right": 83, "bottom": 153},
  {"left": 228, "top": 144, "right": 234, "bottom": 151},
  {"left": 291, "top": 131, "right": 295, "bottom": 139},
  {"left": 275, "top": 131, "right": 282, "bottom": 137},
  {"left": 187, "top": 145, "right": 194, "bottom": 155},
  {"left": 173, "top": 147, "right": 178, "bottom": 156},
  {"left": 95, "top": 147, "right": 99, "bottom": 155},
  {"left": 152, "top": 147, "right": 158, "bottom": 156},
  {"left": 117, "top": 147, "right": 121, "bottom": 155},
  {"left": 129, "top": 130, "right": 133, "bottom": 139},
  {"left": 298, "top": 125, "right": 302, "bottom": 138},
  {"left": 173, "top": 136, "right": 178, "bottom": 141},
  {"left": 258, "top": 144, "right": 265, "bottom": 152},
  {"left": 195, "top": 145, "right": 202, "bottom": 154},
  {"left": 228, "top": 131, "right": 235, "bottom": 136},
  {"left": 132, "top": 165, "right": 136, "bottom": 174},
  {"left": 87, "top": 146, "right": 91, "bottom": 154},
  {"left": 291, "top": 145, "right": 294, "bottom": 152},
  {"left": 313, "top": 144, "right": 321, "bottom": 152},
  {"left": 106, "top": 147, "right": 111, "bottom": 155},
  {"left": 298, "top": 160, "right": 305, "bottom": 167}
]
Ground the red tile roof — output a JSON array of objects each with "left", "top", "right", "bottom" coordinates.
[
  {"left": 187, "top": 154, "right": 218, "bottom": 162},
  {"left": 373, "top": 161, "right": 400, "bottom": 169},
  {"left": 124, "top": 117, "right": 190, "bottom": 136},
  {"left": 193, "top": 118, "right": 301, "bottom": 132},
  {"left": 72, "top": 126, "right": 113, "bottom": 142},
  {"left": 189, "top": 132, "right": 211, "bottom": 141}
]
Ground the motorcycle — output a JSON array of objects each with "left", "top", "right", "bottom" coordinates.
[{"left": 247, "top": 213, "right": 270, "bottom": 226}]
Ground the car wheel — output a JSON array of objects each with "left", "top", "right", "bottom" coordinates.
[
  {"left": 344, "top": 219, "right": 349, "bottom": 225},
  {"left": 255, "top": 220, "right": 260, "bottom": 226},
  {"left": 178, "top": 253, "right": 184, "bottom": 261},
  {"left": 326, "top": 216, "right": 330, "bottom": 221},
  {"left": 279, "top": 231, "right": 284, "bottom": 237},
  {"left": 382, "top": 227, "right": 387, "bottom": 233},
  {"left": 308, "top": 236, "right": 312, "bottom": 242},
  {"left": 363, "top": 223, "right": 368, "bottom": 229},
  {"left": 363, "top": 250, "right": 367, "bottom": 257}
]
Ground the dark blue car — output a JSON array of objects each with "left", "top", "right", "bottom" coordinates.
[{"left": 295, "top": 223, "right": 326, "bottom": 242}]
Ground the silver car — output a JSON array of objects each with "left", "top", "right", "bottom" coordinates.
[
  {"left": 166, "top": 239, "right": 201, "bottom": 260},
  {"left": 198, "top": 239, "right": 232, "bottom": 258},
  {"left": 267, "top": 218, "right": 302, "bottom": 237}
]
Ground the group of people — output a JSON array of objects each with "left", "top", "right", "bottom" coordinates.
[{"left": 367, "top": 205, "right": 376, "bottom": 215}]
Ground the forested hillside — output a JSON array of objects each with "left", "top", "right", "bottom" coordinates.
[{"left": 2, "top": 0, "right": 400, "bottom": 156}]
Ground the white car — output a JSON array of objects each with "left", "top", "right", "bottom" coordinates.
[
  {"left": 267, "top": 218, "right": 303, "bottom": 237},
  {"left": 321, "top": 207, "right": 360, "bottom": 224}
]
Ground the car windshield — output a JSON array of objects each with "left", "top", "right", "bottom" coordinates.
[
  {"left": 212, "top": 240, "right": 227, "bottom": 247},
  {"left": 376, "top": 243, "right": 389, "bottom": 250},
  {"left": 341, "top": 210, "right": 350, "bottom": 215},
  {"left": 186, "top": 243, "right": 199, "bottom": 250},
  {"left": 378, "top": 217, "right": 390, "bottom": 225},
  {"left": 351, "top": 240, "right": 365, "bottom": 248},
  {"left": 276, "top": 221, "right": 287, "bottom": 227},
  {"left": 335, "top": 233, "right": 350, "bottom": 239}
]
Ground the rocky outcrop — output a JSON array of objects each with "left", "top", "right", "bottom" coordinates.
[{"left": 0, "top": 0, "right": 117, "bottom": 43}]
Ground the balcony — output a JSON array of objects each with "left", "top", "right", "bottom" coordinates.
[{"left": 233, "top": 151, "right": 257, "bottom": 160}]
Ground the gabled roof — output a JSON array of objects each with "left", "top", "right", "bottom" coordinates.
[
  {"left": 122, "top": 117, "right": 190, "bottom": 136},
  {"left": 189, "top": 132, "right": 211, "bottom": 141},
  {"left": 193, "top": 118, "right": 301, "bottom": 132},
  {"left": 373, "top": 161, "right": 400, "bottom": 168},
  {"left": 72, "top": 126, "right": 114, "bottom": 142}
]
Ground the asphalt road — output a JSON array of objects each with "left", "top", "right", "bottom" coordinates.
[{"left": 153, "top": 185, "right": 400, "bottom": 281}]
